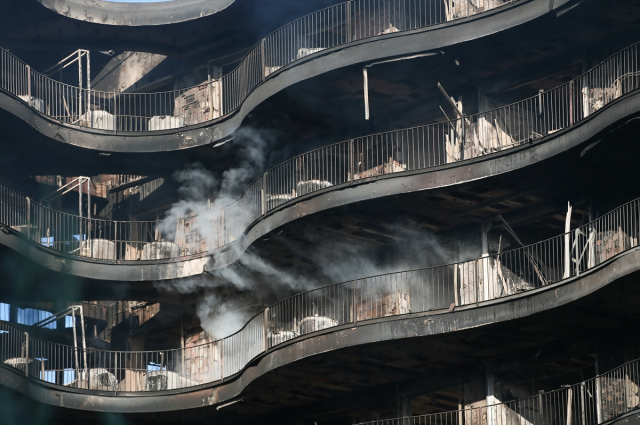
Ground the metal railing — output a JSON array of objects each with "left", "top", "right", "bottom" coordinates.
[
  {"left": 105, "top": 175, "right": 146, "bottom": 190},
  {"left": 1, "top": 0, "right": 519, "bottom": 133},
  {"left": 1, "top": 196, "right": 640, "bottom": 393},
  {"left": 358, "top": 358, "right": 640, "bottom": 425},
  {"left": 0, "top": 41, "right": 639, "bottom": 263}
]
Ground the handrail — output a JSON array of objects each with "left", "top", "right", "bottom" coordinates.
[
  {"left": 357, "top": 357, "right": 640, "bottom": 425},
  {"left": 1, "top": 194, "right": 639, "bottom": 393},
  {"left": 0, "top": 40, "right": 639, "bottom": 264},
  {"left": 0, "top": 0, "right": 522, "bottom": 133},
  {"left": 0, "top": 39, "right": 640, "bottom": 262}
]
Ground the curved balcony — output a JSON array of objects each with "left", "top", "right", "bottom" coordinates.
[
  {"left": 1, "top": 41, "right": 639, "bottom": 281},
  {"left": 36, "top": 0, "right": 236, "bottom": 26},
  {"left": 1, "top": 196, "right": 640, "bottom": 413},
  {"left": 0, "top": 0, "right": 572, "bottom": 152},
  {"left": 362, "top": 357, "right": 640, "bottom": 425}
]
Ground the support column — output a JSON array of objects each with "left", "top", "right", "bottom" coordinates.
[{"left": 481, "top": 222, "right": 490, "bottom": 302}]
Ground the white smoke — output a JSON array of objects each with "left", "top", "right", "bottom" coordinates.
[
  {"left": 156, "top": 127, "right": 309, "bottom": 338},
  {"left": 156, "top": 127, "right": 450, "bottom": 340},
  {"left": 196, "top": 293, "right": 250, "bottom": 340}
]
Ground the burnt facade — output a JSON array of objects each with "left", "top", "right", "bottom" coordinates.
[{"left": 1, "top": 0, "right": 640, "bottom": 424}]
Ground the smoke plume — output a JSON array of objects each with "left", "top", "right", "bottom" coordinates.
[{"left": 157, "top": 127, "right": 449, "bottom": 340}]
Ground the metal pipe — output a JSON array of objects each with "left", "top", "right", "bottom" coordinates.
[
  {"left": 71, "top": 307, "right": 79, "bottom": 383},
  {"left": 564, "top": 202, "right": 573, "bottom": 279},
  {"left": 216, "top": 398, "right": 243, "bottom": 410},
  {"left": 78, "top": 177, "right": 82, "bottom": 219},
  {"left": 24, "top": 332, "right": 29, "bottom": 377},
  {"left": 87, "top": 177, "right": 91, "bottom": 220},
  {"left": 78, "top": 50, "right": 83, "bottom": 118},
  {"left": 438, "top": 82, "right": 464, "bottom": 118},
  {"left": 363, "top": 67, "right": 369, "bottom": 120},
  {"left": 79, "top": 305, "right": 88, "bottom": 381},
  {"left": 26, "top": 65, "right": 31, "bottom": 107}
]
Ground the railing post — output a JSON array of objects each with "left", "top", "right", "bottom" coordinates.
[
  {"left": 539, "top": 390, "right": 545, "bottom": 425},
  {"left": 352, "top": 279, "right": 358, "bottom": 323},
  {"left": 538, "top": 90, "right": 544, "bottom": 116},
  {"left": 538, "top": 89, "right": 544, "bottom": 135},
  {"left": 113, "top": 91, "right": 118, "bottom": 133},
  {"left": 220, "top": 339, "right": 224, "bottom": 382},
  {"left": 596, "top": 375, "right": 603, "bottom": 423},
  {"left": 453, "top": 264, "right": 459, "bottom": 306},
  {"left": 349, "top": 139, "right": 354, "bottom": 182},
  {"left": 114, "top": 354, "right": 118, "bottom": 395},
  {"left": 569, "top": 80, "right": 574, "bottom": 126},
  {"left": 86, "top": 50, "right": 91, "bottom": 121},
  {"left": 79, "top": 305, "right": 88, "bottom": 381},
  {"left": 71, "top": 307, "right": 80, "bottom": 384},
  {"left": 580, "top": 383, "right": 586, "bottom": 425},
  {"left": 26, "top": 65, "right": 31, "bottom": 107},
  {"left": 78, "top": 49, "right": 83, "bottom": 118},
  {"left": 461, "top": 115, "right": 466, "bottom": 160},
  {"left": 26, "top": 197, "right": 31, "bottom": 239},
  {"left": 218, "top": 77, "right": 223, "bottom": 117},
  {"left": 346, "top": 1, "right": 352, "bottom": 43},
  {"left": 261, "top": 173, "right": 267, "bottom": 215},
  {"left": 263, "top": 307, "right": 269, "bottom": 351},
  {"left": 260, "top": 39, "right": 267, "bottom": 80},
  {"left": 208, "top": 80, "right": 215, "bottom": 122},
  {"left": 475, "top": 258, "right": 480, "bottom": 306},
  {"left": 566, "top": 386, "right": 574, "bottom": 425},
  {"left": 23, "top": 332, "right": 29, "bottom": 377}
]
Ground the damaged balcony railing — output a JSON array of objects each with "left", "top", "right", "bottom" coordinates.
[
  {"left": 0, "top": 41, "right": 639, "bottom": 263},
  {"left": 1, "top": 197, "right": 640, "bottom": 394},
  {"left": 358, "top": 358, "right": 640, "bottom": 425},
  {"left": 1, "top": 42, "right": 640, "bottom": 261},
  {"left": 105, "top": 175, "right": 146, "bottom": 191},
  {"left": 1, "top": 0, "right": 518, "bottom": 133}
]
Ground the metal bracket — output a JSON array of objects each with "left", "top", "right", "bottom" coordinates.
[{"left": 55, "top": 393, "right": 65, "bottom": 407}]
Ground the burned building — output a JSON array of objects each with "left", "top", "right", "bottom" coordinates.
[{"left": 1, "top": 0, "right": 640, "bottom": 424}]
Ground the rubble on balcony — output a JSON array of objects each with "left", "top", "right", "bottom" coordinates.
[
  {"left": 148, "top": 115, "right": 184, "bottom": 131},
  {"left": 77, "top": 110, "right": 115, "bottom": 130},
  {"left": 141, "top": 242, "right": 180, "bottom": 260}
]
